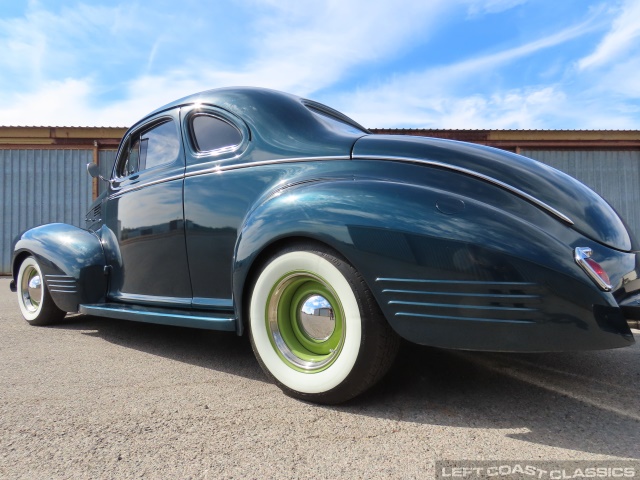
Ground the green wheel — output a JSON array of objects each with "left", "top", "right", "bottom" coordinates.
[{"left": 249, "top": 243, "right": 399, "bottom": 404}]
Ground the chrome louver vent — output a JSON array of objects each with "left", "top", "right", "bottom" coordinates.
[
  {"left": 45, "top": 275, "right": 78, "bottom": 294},
  {"left": 85, "top": 204, "right": 102, "bottom": 224},
  {"left": 376, "top": 278, "right": 543, "bottom": 324}
]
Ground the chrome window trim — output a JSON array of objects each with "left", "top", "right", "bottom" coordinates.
[
  {"left": 108, "top": 115, "right": 176, "bottom": 181},
  {"left": 356, "top": 155, "right": 574, "bottom": 225},
  {"left": 184, "top": 107, "right": 251, "bottom": 161},
  {"left": 189, "top": 112, "right": 244, "bottom": 155}
]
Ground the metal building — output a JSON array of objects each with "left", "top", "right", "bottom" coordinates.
[
  {"left": 0, "top": 127, "right": 126, "bottom": 274},
  {"left": 2, "top": 126, "right": 639, "bottom": 274}
]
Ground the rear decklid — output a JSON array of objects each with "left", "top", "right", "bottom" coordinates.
[{"left": 353, "top": 135, "right": 633, "bottom": 252}]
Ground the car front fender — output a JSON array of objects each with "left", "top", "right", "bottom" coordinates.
[{"left": 12, "top": 223, "right": 107, "bottom": 312}]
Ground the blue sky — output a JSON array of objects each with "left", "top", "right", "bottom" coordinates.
[{"left": 0, "top": 0, "right": 638, "bottom": 129}]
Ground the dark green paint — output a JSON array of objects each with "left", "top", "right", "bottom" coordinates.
[{"left": 11, "top": 87, "right": 638, "bottom": 352}]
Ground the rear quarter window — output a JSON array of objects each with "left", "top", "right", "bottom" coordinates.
[{"left": 191, "top": 114, "right": 242, "bottom": 152}]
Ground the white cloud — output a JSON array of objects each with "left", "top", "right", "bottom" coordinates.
[
  {"left": 465, "top": 0, "right": 528, "bottom": 16},
  {"left": 0, "top": 2, "right": 134, "bottom": 87},
  {"left": 335, "top": 18, "right": 599, "bottom": 128},
  {"left": 339, "top": 86, "right": 570, "bottom": 129},
  {"left": 579, "top": 0, "right": 640, "bottom": 70},
  {"left": 0, "top": 78, "right": 96, "bottom": 127},
  {"left": 0, "top": 0, "right": 459, "bottom": 125},
  {"left": 0, "top": 0, "right": 637, "bottom": 130},
  {"left": 228, "top": 0, "right": 456, "bottom": 95}
]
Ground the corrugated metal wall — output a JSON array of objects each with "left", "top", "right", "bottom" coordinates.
[
  {"left": 2, "top": 147, "right": 638, "bottom": 274},
  {"left": 1, "top": 149, "right": 93, "bottom": 274},
  {"left": 522, "top": 150, "right": 640, "bottom": 241},
  {"left": 98, "top": 150, "right": 117, "bottom": 195}
]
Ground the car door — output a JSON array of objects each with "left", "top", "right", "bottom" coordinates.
[
  {"left": 103, "top": 109, "right": 192, "bottom": 305},
  {"left": 181, "top": 105, "right": 252, "bottom": 310}
]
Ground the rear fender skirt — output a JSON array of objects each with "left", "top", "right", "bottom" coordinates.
[{"left": 12, "top": 223, "right": 107, "bottom": 312}]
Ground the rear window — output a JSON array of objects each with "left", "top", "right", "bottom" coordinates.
[{"left": 303, "top": 100, "right": 368, "bottom": 135}]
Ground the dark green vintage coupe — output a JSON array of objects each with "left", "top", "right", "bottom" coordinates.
[{"left": 10, "top": 87, "right": 639, "bottom": 403}]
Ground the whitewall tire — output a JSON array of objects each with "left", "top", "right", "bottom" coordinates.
[
  {"left": 17, "top": 256, "right": 66, "bottom": 326},
  {"left": 249, "top": 243, "right": 399, "bottom": 404}
]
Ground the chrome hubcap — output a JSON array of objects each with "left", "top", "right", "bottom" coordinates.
[
  {"left": 299, "top": 294, "right": 335, "bottom": 341},
  {"left": 21, "top": 267, "right": 42, "bottom": 313},
  {"left": 266, "top": 272, "right": 345, "bottom": 372}
]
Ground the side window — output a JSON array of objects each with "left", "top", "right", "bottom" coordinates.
[
  {"left": 141, "top": 120, "right": 180, "bottom": 170},
  {"left": 116, "top": 118, "right": 180, "bottom": 178},
  {"left": 118, "top": 137, "right": 141, "bottom": 177},
  {"left": 190, "top": 114, "right": 242, "bottom": 152}
]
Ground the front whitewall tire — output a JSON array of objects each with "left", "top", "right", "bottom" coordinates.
[{"left": 16, "top": 256, "right": 66, "bottom": 326}]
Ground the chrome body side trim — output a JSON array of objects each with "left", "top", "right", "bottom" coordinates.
[
  {"left": 183, "top": 156, "right": 351, "bottom": 179},
  {"left": 376, "top": 278, "right": 538, "bottom": 286},
  {"left": 355, "top": 155, "right": 575, "bottom": 225},
  {"left": 108, "top": 156, "right": 350, "bottom": 198},
  {"left": 108, "top": 173, "right": 184, "bottom": 199},
  {"left": 110, "top": 292, "right": 192, "bottom": 306}
]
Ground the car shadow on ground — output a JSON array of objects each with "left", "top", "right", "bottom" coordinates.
[
  {"left": 52, "top": 315, "right": 640, "bottom": 458},
  {"left": 349, "top": 340, "right": 640, "bottom": 458}
]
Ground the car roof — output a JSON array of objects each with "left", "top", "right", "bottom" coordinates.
[{"left": 126, "top": 87, "right": 369, "bottom": 160}]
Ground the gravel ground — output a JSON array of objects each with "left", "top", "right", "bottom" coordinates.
[{"left": 1, "top": 277, "right": 639, "bottom": 479}]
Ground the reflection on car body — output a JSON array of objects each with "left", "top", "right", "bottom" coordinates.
[{"left": 9, "top": 87, "right": 639, "bottom": 403}]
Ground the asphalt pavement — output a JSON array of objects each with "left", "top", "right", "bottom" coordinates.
[{"left": 1, "top": 277, "right": 639, "bottom": 479}]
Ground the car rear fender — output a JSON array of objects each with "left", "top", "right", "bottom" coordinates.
[
  {"left": 12, "top": 223, "right": 107, "bottom": 312},
  {"left": 232, "top": 178, "right": 616, "bottom": 337}
]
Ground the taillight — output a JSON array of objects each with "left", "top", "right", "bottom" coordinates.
[{"left": 575, "top": 247, "right": 612, "bottom": 291}]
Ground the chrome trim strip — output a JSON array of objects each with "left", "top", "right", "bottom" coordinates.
[
  {"left": 395, "top": 312, "right": 536, "bottom": 324},
  {"left": 108, "top": 173, "right": 184, "bottom": 199},
  {"left": 388, "top": 300, "right": 537, "bottom": 312},
  {"left": 376, "top": 278, "right": 537, "bottom": 286},
  {"left": 110, "top": 292, "right": 192, "bottom": 305},
  {"left": 108, "top": 157, "right": 349, "bottom": 198},
  {"left": 183, "top": 156, "right": 350, "bottom": 179},
  {"left": 192, "top": 297, "right": 234, "bottom": 309},
  {"left": 356, "top": 155, "right": 575, "bottom": 225},
  {"left": 382, "top": 289, "right": 539, "bottom": 299}
]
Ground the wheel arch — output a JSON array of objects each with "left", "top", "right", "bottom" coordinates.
[{"left": 11, "top": 223, "right": 108, "bottom": 312}]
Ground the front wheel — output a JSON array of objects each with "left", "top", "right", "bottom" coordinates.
[
  {"left": 249, "top": 244, "right": 399, "bottom": 404},
  {"left": 16, "top": 256, "right": 66, "bottom": 326}
]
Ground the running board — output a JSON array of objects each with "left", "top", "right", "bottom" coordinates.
[{"left": 79, "top": 303, "right": 236, "bottom": 331}]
